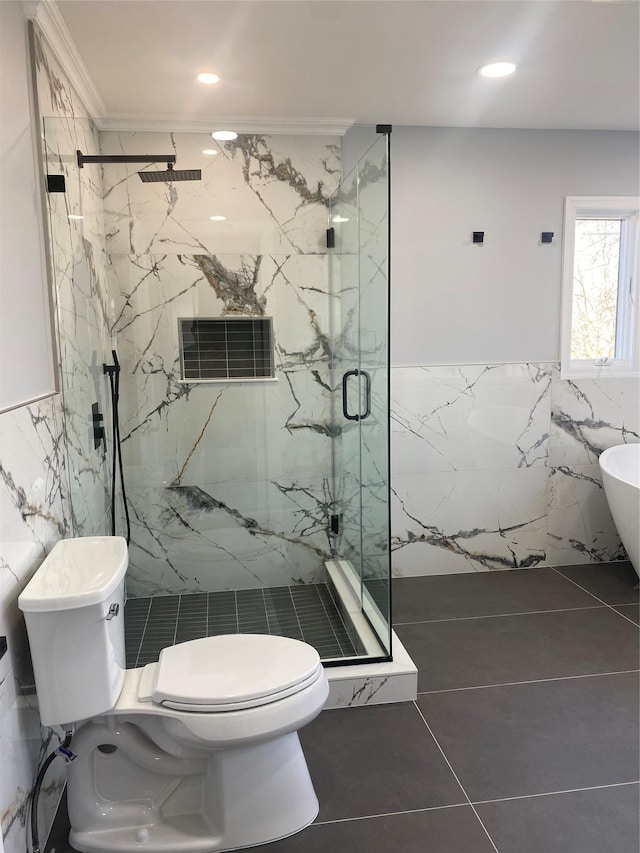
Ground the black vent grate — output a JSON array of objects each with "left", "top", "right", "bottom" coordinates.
[{"left": 179, "top": 317, "right": 273, "bottom": 381}]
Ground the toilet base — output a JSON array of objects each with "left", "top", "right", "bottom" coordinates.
[{"left": 67, "top": 722, "right": 319, "bottom": 852}]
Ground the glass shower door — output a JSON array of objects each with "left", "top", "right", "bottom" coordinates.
[
  {"left": 330, "top": 132, "right": 391, "bottom": 657},
  {"left": 357, "top": 135, "right": 391, "bottom": 642}
]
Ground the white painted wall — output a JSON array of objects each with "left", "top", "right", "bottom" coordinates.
[
  {"left": 0, "top": 2, "right": 55, "bottom": 412},
  {"left": 392, "top": 126, "right": 640, "bottom": 366}
]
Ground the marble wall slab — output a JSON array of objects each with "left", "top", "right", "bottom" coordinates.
[
  {"left": 0, "top": 399, "right": 69, "bottom": 853},
  {"left": 391, "top": 364, "right": 638, "bottom": 576},
  {"left": 32, "top": 28, "right": 113, "bottom": 539},
  {"left": 102, "top": 132, "right": 342, "bottom": 595}
]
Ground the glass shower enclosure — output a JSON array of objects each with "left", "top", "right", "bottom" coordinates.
[
  {"left": 39, "top": 109, "right": 392, "bottom": 667},
  {"left": 328, "top": 130, "right": 392, "bottom": 661}
]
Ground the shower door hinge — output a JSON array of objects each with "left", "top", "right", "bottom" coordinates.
[
  {"left": 326, "top": 227, "right": 335, "bottom": 249},
  {"left": 376, "top": 124, "right": 392, "bottom": 134},
  {"left": 330, "top": 514, "right": 340, "bottom": 535}
]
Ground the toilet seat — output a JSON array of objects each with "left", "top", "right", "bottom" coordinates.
[{"left": 138, "top": 634, "right": 324, "bottom": 712}]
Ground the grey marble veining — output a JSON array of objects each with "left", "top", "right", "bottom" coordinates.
[
  {"left": 0, "top": 401, "right": 70, "bottom": 853},
  {"left": 390, "top": 363, "right": 636, "bottom": 577},
  {"left": 34, "top": 26, "right": 113, "bottom": 542},
  {"left": 101, "top": 133, "right": 342, "bottom": 597},
  {"left": 551, "top": 377, "right": 640, "bottom": 465}
]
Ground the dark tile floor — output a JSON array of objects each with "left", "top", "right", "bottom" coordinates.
[
  {"left": 46, "top": 561, "right": 639, "bottom": 853},
  {"left": 124, "top": 583, "right": 358, "bottom": 666}
]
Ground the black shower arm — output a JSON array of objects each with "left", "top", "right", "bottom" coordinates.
[{"left": 77, "top": 150, "right": 176, "bottom": 168}]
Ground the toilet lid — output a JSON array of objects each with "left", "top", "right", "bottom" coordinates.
[{"left": 148, "top": 634, "right": 323, "bottom": 712}]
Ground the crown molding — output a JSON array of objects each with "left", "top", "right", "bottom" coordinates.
[
  {"left": 96, "top": 115, "right": 355, "bottom": 137},
  {"left": 21, "top": 1, "right": 352, "bottom": 136},
  {"left": 23, "top": 0, "right": 106, "bottom": 120}
]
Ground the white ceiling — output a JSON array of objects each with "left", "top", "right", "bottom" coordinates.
[{"left": 55, "top": 0, "right": 640, "bottom": 132}]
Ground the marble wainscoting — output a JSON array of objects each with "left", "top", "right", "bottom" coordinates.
[
  {"left": 0, "top": 399, "right": 70, "bottom": 853},
  {"left": 32, "top": 26, "right": 112, "bottom": 538},
  {"left": 547, "top": 376, "right": 640, "bottom": 567},
  {"left": 390, "top": 364, "right": 639, "bottom": 577}
]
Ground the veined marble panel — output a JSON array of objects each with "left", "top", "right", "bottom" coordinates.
[
  {"left": 112, "top": 254, "right": 335, "bottom": 486},
  {"left": 391, "top": 363, "right": 553, "bottom": 475},
  {"left": 101, "top": 131, "right": 340, "bottom": 257},
  {"left": 547, "top": 464, "right": 626, "bottom": 566},
  {"left": 391, "top": 468, "right": 549, "bottom": 576},
  {"left": 33, "top": 27, "right": 112, "bottom": 539},
  {"left": 0, "top": 399, "right": 68, "bottom": 548},
  {"left": 125, "top": 480, "right": 331, "bottom": 597},
  {"left": 110, "top": 245, "right": 336, "bottom": 592},
  {"left": 550, "top": 376, "right": 640, "bottom": 466},
  {"left": 0, "top": 398, "right": 69, "bottom": 853}
]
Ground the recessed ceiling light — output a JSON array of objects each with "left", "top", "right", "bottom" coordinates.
[
  {"left": 479, "top": 61, "right": 516, "bottom": 78},
  {"left": 202, "top": 149, "right": 218, "bottom": 156},
  {"left": 197, "top": 72, "right": 220, "bottom": 85},
  {"left": 209, "top": 215, "right": 226, "bottom": 221},
  {"left": 211, "top": 130, "right": 238, "bottom": 141}
]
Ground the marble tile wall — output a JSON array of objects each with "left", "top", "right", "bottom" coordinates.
[
  {"left": 100, "top": 130, "right": 342, "bottom": 595},
  {"left": 0, "top": 399, "right": 69, "bottom": 853},
  {"left": 32, "top": 28, "right": 113, "bottom": 539},
  {"left": 391, "top": 364, "right": 639, "bottom": 576}
]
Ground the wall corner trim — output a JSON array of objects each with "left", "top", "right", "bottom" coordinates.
[{"left": 23, "top": 0, "right": 106, "bottom": 120}]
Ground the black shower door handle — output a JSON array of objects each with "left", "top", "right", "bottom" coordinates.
[
  {"left": 342, "top": 369, "right": 372, "bottom": 421},
  {"left": 342, "top": 369, "right": 360, "bottom": 421},
  {"left": 360, "top": 369, "right": 371, "bottom": 420}
]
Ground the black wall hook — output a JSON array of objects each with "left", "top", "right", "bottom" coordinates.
[{"left": 473, "top": 231, "right": 484, "bottom": 244}]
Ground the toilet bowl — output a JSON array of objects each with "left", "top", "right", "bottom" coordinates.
[{"left": 18, "top": 537, "right": 329, "bottom": 853}]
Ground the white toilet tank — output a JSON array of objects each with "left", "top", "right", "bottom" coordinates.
[{"left": 18, "top": 537, "right": 128, "bottom": 727}]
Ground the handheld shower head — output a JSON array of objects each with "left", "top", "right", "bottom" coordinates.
[{"left": 138, "top": 163, "right": 201, "bottom": 182}]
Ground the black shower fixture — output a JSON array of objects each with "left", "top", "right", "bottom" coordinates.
[{"left": 76, "top": 150, "right": 202, "bottom": 182}]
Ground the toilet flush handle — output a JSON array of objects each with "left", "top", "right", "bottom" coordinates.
[{"left": 106, "top": 603, "right": 120, "bottom": 620}]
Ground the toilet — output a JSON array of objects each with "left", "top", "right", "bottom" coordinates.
[{"left": 18, "top": 536, "right": 329, "bottom": 853}]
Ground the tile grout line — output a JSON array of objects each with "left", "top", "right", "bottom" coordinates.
[
  {"left": 311, "top": 780, "right": 640, "bottom": 828},
  {"left": 550, "top": 567, "right": 640, "bottom": 628},
  {"left": 288, "top": 586, "right": 306, "bottom": 644},
  {"left": 471, "top": 779, "right": 640, "bottom": 806},
  {"left": 261, "top": 587, "right": 271, "bottom": 636},
  {"left": 416, "top": 668, "right": 640, "bottom": 695},
  {"left": 312, "top": 584, "right": 349, "bottom": 655},
  {"left": 412, "top": 700, "right": 502, "bottom": 853},
  {"left": 394, "top": 604, "right": 608, "bottom": 626},
  {"left": 313, "top": 801, "right": 469, "bottom": 827},
  {"left": 173, "top": 594, "right": 181, "bottom": 647},
  {"left": 134, "top": 598, "right": 152, "bottom": 669}
]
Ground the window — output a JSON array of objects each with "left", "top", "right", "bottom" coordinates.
[
  {"left": 178, "top": 317, "right": 274, "bottom": 381},
  {"left": 561, "top": 197, "right": 640, "bottom": 378}
]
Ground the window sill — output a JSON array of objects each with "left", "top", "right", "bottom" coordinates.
[{"left": 560, "top": 362, "right": 640, "bottom": 381}]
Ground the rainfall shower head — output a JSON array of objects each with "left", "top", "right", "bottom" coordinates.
[
  {"left": 138, "top": 163, "right": 202, "bottom": 182},
  {"left": 76, "top": 150, "right": 201, "bottom": 182}
]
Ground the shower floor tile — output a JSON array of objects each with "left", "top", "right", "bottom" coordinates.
[{"left": 124, "top": 583, "right": 358, "bottom": 667}]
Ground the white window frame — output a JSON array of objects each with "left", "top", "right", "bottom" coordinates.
[{"left": 561, "top": 196, "right": 640, "bottom": 379}]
